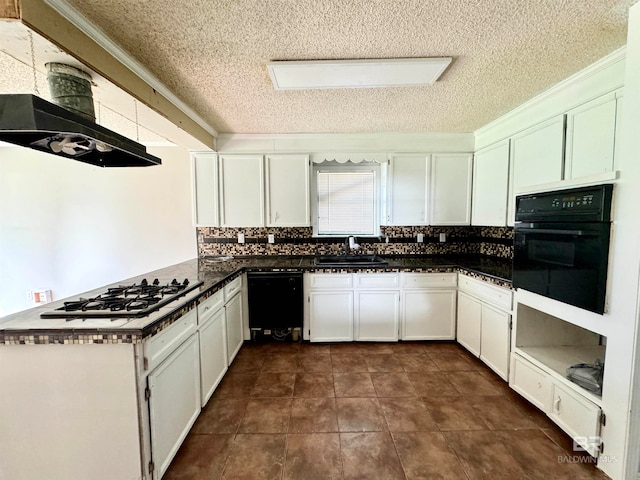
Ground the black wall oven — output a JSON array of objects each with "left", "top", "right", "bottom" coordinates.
[{"left": 513, "top": 184, "right": 613, "bottom": 314}]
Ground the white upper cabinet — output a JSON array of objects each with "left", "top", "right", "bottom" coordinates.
[
  {"left": 472, "top": 140, "right": 510, "bottom": 226},
  {"left": 191, "top": 152, "right": 219, "bottom": 226},
  {"left": 387, "top": 154, "right": 429, "bottom": 225},
  {"left": 265, "top": 154, "right": 310, "bottom": 226},
  {"left": 219, "top": 154, "right": 265, "bottom": 227},
  {"left": 508, "top": 115, "right": 565, "bottom": 225},
  {"left": 430, "top": 153, "right": 473, "bottom": 225},
  {"left": 565, "top": 92, "right": 618, "bottom": 180}
]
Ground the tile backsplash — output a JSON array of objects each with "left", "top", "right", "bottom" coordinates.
[{"left": 197, "top": 226, "right": 513, "bottom": 259}]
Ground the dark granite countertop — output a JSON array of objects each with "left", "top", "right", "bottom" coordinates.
[{"left": 0, "top": 254, "right": 512, "bottom": 345}]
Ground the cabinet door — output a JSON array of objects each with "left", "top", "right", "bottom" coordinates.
[
  {"left": 549, "top": 382, "right": 601, "bottom": 457},
  {"left": 388, "top": 154, "right": 428, "bottom": 225},
  {"left": 456, "top": 292, "right": 481, "bottom": 356},
  {"left": 309, "top": 291, "right": 354, "bottom": 342},
  {"left": 199, "top": 308, "right": 227, "bottom": 406},
  {"left": 355, "top": 290, "right": 399, "bottom": 341},
  {"left": 192, "top": 152, "right": 219, "bottom": 226},
  {"left": 266, "top": 154, "right": 310, "bottom": 226},
  {"left": 472, "top": 140, "right": 509, "bottom": 226},
  {"left": 613, "top": 92, "right": 624, "bottom": 171},
  {"left": 508, "top": 115, "right": 565, "bottom": 224},
  {"left": 430, "top": 153, "right": 473, "bottom": 225},
  {"left": 510, "top": 354, "right": 551, "bottom": 412},
  {"left": 148, "top": 333, "right": 201, "bottom": 479},
  {"left": 225, "top": 293, "right": 244, "bottom": 364},
  {"left": 219, "top": 154, "right": 264, "bottom": 227},
  {"left": 565, "top": 93, "right": 617, "bottom": 180},
  {"left": 479, "top": 304, "right": 511, "bottom": 380},
  {"left": 401, "top": 289, "right": 456, "bottom": 340}
]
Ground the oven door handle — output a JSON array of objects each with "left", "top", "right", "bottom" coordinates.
[{"left": 516, "top": 227, "right": 588, "bottom": 236}]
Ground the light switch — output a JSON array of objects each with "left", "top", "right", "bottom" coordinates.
[{"left": 238, "top": 233, "right": 245, "bottom": 243}]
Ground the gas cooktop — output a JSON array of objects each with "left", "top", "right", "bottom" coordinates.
[{"left": 40, "top": 278, "right": 203, "bottom": 320}]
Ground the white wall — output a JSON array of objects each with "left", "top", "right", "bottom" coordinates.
[{"left": 0, "top": 145, "right": 197, "bottom": 316}]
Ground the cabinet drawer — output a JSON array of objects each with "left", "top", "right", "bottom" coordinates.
[
  {"left": 355, "top": 273, "right": 399, "bottom": 289},
  {"left": 549, "top": 382, "right": 601, "bottom": 456},
  {"left": 197, "top": 289, "right": 224, "bottom": 323},
  {"left": 401, "top": 273, "right": 457, "bottom": 289},
  {"left": 309, "top": 273, "right": 353, "bottom": 289},
  {"left": 510, "top": 354, "right": 551, "bottom": 412},
  {"left": 144, "top": 309, "right": 198, "bottom": 371},
  {"left": 458, "top": 274, "right": 512, "bottom": 311},
  {"left": 224, "top": 276, "right": 242, "bottom": 299}
]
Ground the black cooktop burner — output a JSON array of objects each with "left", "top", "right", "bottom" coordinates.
[{"left": 40, "top": 278, "right": 204, "bottom": 320}]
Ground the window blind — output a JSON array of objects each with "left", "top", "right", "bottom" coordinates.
[{"left": 317, "top": 170, "right": 375, "bottom": 235}]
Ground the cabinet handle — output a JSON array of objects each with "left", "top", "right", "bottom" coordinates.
[
  {"left": 537, "top": 382, "right": 542, "bottom": 389},
  {"left": 554, "top": 396, "right": 562, "bottom": 413}
]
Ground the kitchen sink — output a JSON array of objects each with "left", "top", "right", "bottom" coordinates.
[{"left": 314, "top": 254, "right": 388, "bottom": 267}]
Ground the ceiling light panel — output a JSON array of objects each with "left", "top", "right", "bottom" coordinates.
[{"left": 267, "top": 57, "right": 452, "bottom": 90}]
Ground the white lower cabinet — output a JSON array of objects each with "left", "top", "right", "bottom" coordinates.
[
  {"left": 510, "top": 352, "right": 552, "bottom": 411},
  {"left": 225, "top": 292, "right": 244, "bottom": 363},
  {"left": 457, "top": 274, "right": 512, "bottom": 380},
  {"left": 479, "top": 304, "right": 511, "bottom": 380},
  {"left": 510, "top": 353, "right": 602, "bottom": 457},
  {"left": 400, "top": 273, "right": 457, "bottom": 340},
  {"left": 307, "top": 272, "right": 456, "bottom": 342},
  {"left": 355, "top": 291, "right": 400, "bottom": 341},
  {"left": 147, "top": 333, "right": 201, "bottom": 479},
  {"left": 310, "top": 291, "right": 355, "bottom": 342},
  {"left": 456, "top": 291, "right": 482, "bottom": 355},
  {"left": 401, "top": 290, "right": 457, "bottom": 340},
  {"left": 199, "top": 307, "right": 228, "bottom": 406},
  {"left": 549, "top": 382, "right": 602, "bottom": 457}
]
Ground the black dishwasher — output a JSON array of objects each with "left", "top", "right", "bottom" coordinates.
[{"left": 247, "top": 272, "right": 303, "bottom": 341}]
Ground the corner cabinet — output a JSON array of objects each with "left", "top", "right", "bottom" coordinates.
[
  {"left": 472, "top": 140, "right": 510, "bottom": 226},
  {"left": 429, "top": 153, "right": 473, "bottom": 225},
  {"left": 191, "top": 152, "right": 219, "bottom": 226},
  {"left": 219, "top": 154, "right": 265, "bottom": 227},
  {"left": 265, "top": 154, "right": 310, "bottom": 226},
  {"left": 456, "top": 274, "right": 512, "bottom": 380},
  {"left": 400, "top": 273, "right": 457, "bottom": 340}
]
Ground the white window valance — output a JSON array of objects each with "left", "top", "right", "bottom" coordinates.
[{"left": 311, "top": 152, "right": 387, "bottom": 164}]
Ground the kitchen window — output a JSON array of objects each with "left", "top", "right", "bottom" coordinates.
[{"left": 312, "top": 162, "right": 383, "bottom": 236}]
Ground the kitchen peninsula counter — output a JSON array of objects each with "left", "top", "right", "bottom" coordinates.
[{"left": 0, "top": 254, "right": 511, "bottom": 345}]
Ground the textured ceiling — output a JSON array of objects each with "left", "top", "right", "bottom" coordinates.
[{"left": 63, "top": 0, "right": 631, "bottom": 134}]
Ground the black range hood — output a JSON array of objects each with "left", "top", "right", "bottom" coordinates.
[{"left": 0, "top": 94, "right": 161, "bottom": 167}]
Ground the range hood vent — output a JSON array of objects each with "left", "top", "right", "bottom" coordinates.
[{"left": 0, "top": 94, "right": 161, "bottom": 167}]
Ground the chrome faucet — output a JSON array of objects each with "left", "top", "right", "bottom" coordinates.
[{"left": 343, "top": 236, "right": 360, "bottom": 254}]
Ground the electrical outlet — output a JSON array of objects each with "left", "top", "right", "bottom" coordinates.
[
  {"left": 238, "top": 233, "right": 245, "bottom": 244},
  {"left": 26, "top": 290, "right": 33, "bottom": 301},
  {"left": 385, "top": 236, "right": 389, "bottom": 243},
  {"left": 439, "top": 233, "right": 446, "bottom": 243},
  {"left": 268, "top": 234, "right": 275, "bottom": 244},
  {"left": 417, "top": 233, "right": 424, "bottom": 243}
]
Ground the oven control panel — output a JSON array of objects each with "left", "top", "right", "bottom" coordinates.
[{"left": 515, "top": 184, "right": 613, "bottom": 222}]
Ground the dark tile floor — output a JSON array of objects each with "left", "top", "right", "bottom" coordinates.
[{"left": 165, "top": 341, "right": 609, "bottom": 480}]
